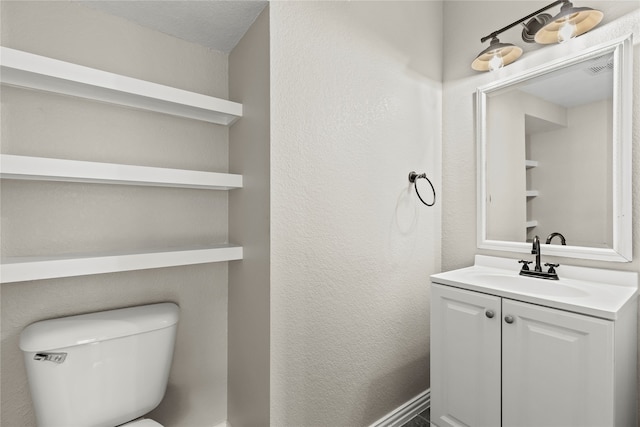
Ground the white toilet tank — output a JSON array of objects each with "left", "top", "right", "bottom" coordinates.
[{"left": 19, "top": 303, "right": 179, "bottom": 427}]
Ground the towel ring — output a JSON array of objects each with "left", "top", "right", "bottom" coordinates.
[{"left": 408, "top": 171, "right": 436, "bottom": 207}]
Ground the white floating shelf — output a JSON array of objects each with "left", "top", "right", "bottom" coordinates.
[
  {"left": 526, "top": 220, "right": 538, "bottom": 228},
  {"left": 0, "top": 244, "right": 243, "bottom": 283},
  {"left": 0, "top": 47, "right": 242, "bottom": 125},
  {"left": 525, "top": 160, "right": 539, "bottom": 168},
  {"left": 0, "top": 155, "right": 242, "bottom": 190},
  {"left": 526, "top": 190, "right": 539, "bottom": 197}
]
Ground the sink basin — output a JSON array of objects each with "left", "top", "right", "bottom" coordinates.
[
  {"left": 431, "top": 255, "right": 639, "bottom": 320},
  {"left": 465, "top": 272, "right": 589, "bottom": 298}
]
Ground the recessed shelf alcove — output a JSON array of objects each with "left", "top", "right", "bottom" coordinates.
[
  {"left": 0, "top": 47, "right": 245, "bottom": 282},
  {"left": 0, "top": 47, "right": 242, "bottom": 125}
]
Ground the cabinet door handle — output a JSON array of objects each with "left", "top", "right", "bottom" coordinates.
[
  {"left": 504, "top": 315, "right": 514, "bottom": 324},
  {"left": 485, "top": 310, "right": 495, "bottom": 319}
]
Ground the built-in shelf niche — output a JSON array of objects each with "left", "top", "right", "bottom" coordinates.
[
  {"left": 0, "top": 47, "right": 245, "bottom": 282},
  {"left": 1, "top": 245, "right": 243, "bottom": 283},
  {"left": 0, "top": 46, "right": 242, "bottom": 125},
  {"left": 0, "top": 155, "right": 243, "bottom": 190}
]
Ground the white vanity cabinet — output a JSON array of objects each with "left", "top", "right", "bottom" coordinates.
[
  {"left": 502, "top": 298, "right": 617, "bottom": 427},
  {"left": 430, "top": 284, "right": 501, "bottom": 427},
  {"left": 430, "top": 256, "right": 638, "bottom": 427}
]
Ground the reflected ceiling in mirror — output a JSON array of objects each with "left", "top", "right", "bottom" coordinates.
[{"left": 476, "top": 35, "right": 632, "bottom": 262}]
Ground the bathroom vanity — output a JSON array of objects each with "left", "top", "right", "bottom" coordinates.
[{"left": 430, "top": 255, "right": 638, "bottom": 427}]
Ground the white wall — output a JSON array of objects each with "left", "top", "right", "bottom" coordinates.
[
  {"left": 269, "top": 2, "right": 442, "bottom": 425},
  {"left": 228, "top": 6, "right": 271, "bottom": 427},
  {"left": 0, "top": 3, "right": 231, "bottom": 426}
]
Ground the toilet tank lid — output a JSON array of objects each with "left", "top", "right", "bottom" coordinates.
[{"left": 20, "top": 303, "right": 179, "bottom": 352}]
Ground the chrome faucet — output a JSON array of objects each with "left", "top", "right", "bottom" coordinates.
[
  {"left": 546, "top": 232, "right": 566, "bottom": 245},
  {"left": 531, "top": 235, "right": 542, "bottom": 272},
  {"left": 519, "top": 235, "right": 559, "bottom": 280}
]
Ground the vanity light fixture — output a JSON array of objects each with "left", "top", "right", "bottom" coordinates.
[
  {"left": 471, "top": 37, "right": 523, "bottom": 72},
  {"left": 535, "top": 1, "right": 604, "bottom": 44},
  {"left": 471, "top": 0, "right": 603, "bottom": 72}
]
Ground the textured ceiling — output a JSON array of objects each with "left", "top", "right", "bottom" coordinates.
[{"left": 79, "top": 1, "right": 268, "bottom": 52}]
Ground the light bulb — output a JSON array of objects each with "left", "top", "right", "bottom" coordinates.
[
  {"left": 488, "top": 53, "right": 504, "bottom": 72},
  {"left": 557, "top": 21, "right": 577, "bottom": 43}
]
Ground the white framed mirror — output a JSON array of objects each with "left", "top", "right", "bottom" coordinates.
[{"left": 476, "top": 34, "right": 633, "bottom": 262}]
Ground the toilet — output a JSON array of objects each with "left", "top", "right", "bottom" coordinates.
[{"left": 19, "top": 303, "right": 179, "bottom": 427}]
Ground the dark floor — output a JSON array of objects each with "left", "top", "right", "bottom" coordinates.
[{"left": 400, "top": 408, "right": 430, "bottom": 427}]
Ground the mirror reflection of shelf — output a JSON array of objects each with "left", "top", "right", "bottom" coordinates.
[
  {"left": 526, "top": 190, "right": 539, "bottom": 197},
  {"left": 526, "top": 220, "right": 538, "bottom": 228},
  {"left": 525, "top": 160, "right": 538, "bottom": 169}
]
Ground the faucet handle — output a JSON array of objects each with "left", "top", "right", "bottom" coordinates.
[
  {"left": 518, "top": 260, "right": 533, "bottom": 271},
  {"left": 544, "top": 263, "right": 559, "bottom": 274}
]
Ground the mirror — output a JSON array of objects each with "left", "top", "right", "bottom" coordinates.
[{"left": 477, "top": 35, "right": 633, "bottom": 262}]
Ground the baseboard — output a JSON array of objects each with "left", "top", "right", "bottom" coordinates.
[
  {"left": 368, "top": 389, "right": 430, "bottom": 427},
  {"left": 223, "top": 390, "right": 430, "bottom": 427}
]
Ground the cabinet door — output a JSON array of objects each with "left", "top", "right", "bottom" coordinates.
[
  {"left": 502, "top": 299, "right": 614, "bottom": 427},
  {"left": 431, "top": 283, "right": 501, "bottom": 427}
]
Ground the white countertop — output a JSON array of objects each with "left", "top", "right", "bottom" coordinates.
[{"left": 431, "top": 255, "right": 638, "bottom": 320}]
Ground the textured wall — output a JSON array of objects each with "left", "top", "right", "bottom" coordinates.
[
  {"left": 269, "top": 2, "right": 443, "bottom": 425},
  {"left": 0, "top": 2, "right": 231, "bottom": 426}
]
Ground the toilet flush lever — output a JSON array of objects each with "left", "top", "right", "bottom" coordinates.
[{"left": 34, "top": 352, "right": 67, "bottom": 364}]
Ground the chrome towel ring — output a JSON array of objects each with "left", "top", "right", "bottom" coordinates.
[{"left": 408, "top": 171, "right": 436, "bottom": 207}]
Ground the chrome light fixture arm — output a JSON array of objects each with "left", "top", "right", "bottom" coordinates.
[{"left": 479, "top": 0, "right": 565, "bottom": 44}]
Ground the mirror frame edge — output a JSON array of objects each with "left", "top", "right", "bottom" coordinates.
[{"left": 476, "top": 34, "right": 634, "bottom": 263}]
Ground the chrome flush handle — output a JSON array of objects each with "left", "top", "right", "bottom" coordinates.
[{"left": 34, "top": 352, "right": 67, "bottom": 364}]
